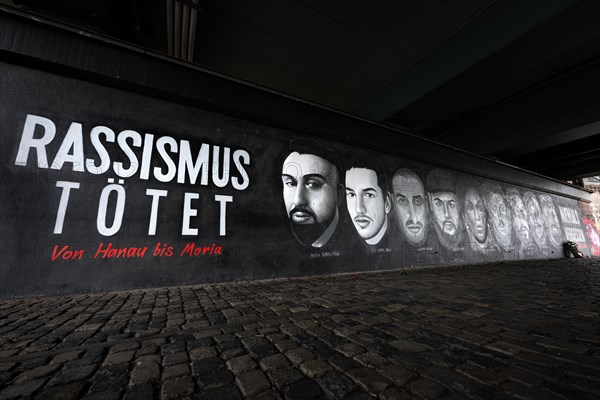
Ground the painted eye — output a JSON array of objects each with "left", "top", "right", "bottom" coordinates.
[
  {"left": 449, "top": 200, "right": 456, "bottom": 208},
  {"left": 346, "top": 192, "right": 355, "bottom": 198},
  {"left": 365, "top": 192, "right": 376, "bottom": 199},
  {"left": 282, "top": 177, "right": 297, "bottom": 187},
  {"left": 434, "top": 200, "right": 442, "bottom": 207},
  {"left": 396, "top": 194, "right": 407, "bottom": 204},
  {"left": 414, "top": 197, "right": 423, "bottom": 206},
  {"left": 306, "top": 180, "right": 323, "bottom": 189}
]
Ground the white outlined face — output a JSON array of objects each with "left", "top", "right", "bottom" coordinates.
[
  {"left": 539, "top": 194, "right": 562, "bottom": 246},
  {"left": 488, "top": 190, "right": 512, "bottom": 248},
  {"left": 524, "top": 193, "right": 546, "bottom": 246},
  {"left": 392, "top": 171, "right": 428, "bottom": 246},
  {"left": 345, "top": 168, "right": 390, "bottom": 241},
  {"left": 282, "top": 152, "right": 338, "bottom": 225},
  {"left": 508, "top": 193, "right": 531, "bottom": 243},
  {"left": 464, "top": 187, "right": 487, "bottom": 243}
]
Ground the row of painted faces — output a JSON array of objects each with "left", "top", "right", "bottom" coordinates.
[{"left": 281, "top": 144, "right": 564, "bottom": 251}]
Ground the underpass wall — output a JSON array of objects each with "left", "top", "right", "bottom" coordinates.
[{"left": 0, "top": 12, "right": 594, "bottom": 297}]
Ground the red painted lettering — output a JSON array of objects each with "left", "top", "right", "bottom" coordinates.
[{"left": 51, "top": 245, "right": 85, "bottom": 261}]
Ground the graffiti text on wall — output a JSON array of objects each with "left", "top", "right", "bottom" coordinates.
[
  {"left": 559, "top": 206, "right": 587, "bottom": 243},
  {"left": 0, "top": 63, "right": 593, "bottom": 297},
  {"left": 14, "top": 114, "right": 251, "bottom": 237}
]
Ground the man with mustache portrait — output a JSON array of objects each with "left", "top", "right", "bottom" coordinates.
[
  {"left": 426, "top": 169, "right": 464, "bottom": 248},
  {"left": 391, "top": 166, "right": 440, "bottom": 265},
  {"left": 392, "top": 168, "right": 429, "bottom": 247},
  {"left": 281, "top": 138, "right": 343, "bottom": 248},
  {"left": 426, "top": 169, "right": 465, "bottom": 262},
  {"left": 343, "top": 151, "right": 395, "bottom": 252}
]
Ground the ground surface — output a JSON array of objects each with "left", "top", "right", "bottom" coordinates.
[{"left": 0, "top": 258, "right": 599, "bottom": 400}]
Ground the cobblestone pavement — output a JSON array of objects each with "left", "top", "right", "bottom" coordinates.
[{"left": 0, "top": 258, "right": 599, "bottom": 400}]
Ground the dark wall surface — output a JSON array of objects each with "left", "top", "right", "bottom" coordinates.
[
  {"left": 0, "top": 62, "right": 593, "bottom": 298},
  {"left": 0, "top": 9, "right": 589, "bottom": 201}
]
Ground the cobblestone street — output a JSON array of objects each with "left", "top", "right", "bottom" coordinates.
[{"left": 0, "top": 258, "right": 599, "bottom": 399}]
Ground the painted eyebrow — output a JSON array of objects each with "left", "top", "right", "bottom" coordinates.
[
  {"left": 281, "top": 174, "right": 297, "bottom": 180},
  {"left": 303, "top": 174, "right": 327, "bottom": 181},
  {"left": 363, "top": 187, "right": 377, "bottom": 192}
]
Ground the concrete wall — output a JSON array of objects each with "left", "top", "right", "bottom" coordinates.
[{"left": 0, "top": 11, "right": 594, "bottom": 297}]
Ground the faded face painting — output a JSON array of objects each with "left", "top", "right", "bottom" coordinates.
[
  {"left": 464, "top": 187, "right": 487, "bottom": 243},
  {"left": 539, "top": 194, "right": 563, "bottom": 246},
  {"left": 392, "top": 170, "right": 428, "bottom": 246},
  {"left": 345, "top": 168, "right": 390, "bottom": 243},
  {"left": 488, "top": 190, "right": 512, "bottom": 248},
  {"left": 508, "top": 192, "right": 531, "bottom": 243},
  {"left": 282, "top": 152, "right": 338, "bottom": 226},
  {"left": 524, "top": 192, "right": 546, "bottom": 247}
]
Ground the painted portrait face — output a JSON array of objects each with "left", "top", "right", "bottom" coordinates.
[
  {"left": 488, "top": 188, "right": 512, "bottom": 248},
  {"left": 345, "top": 168, "right": 390, "bottom": 244},
  {"left": 392, "top": 170, "right": 428, "bottom": 246},
  {"left": 464, "top": 187, "right": 487, "bottom": 243},
  {"left": 508, "top": 191, "right": 531, "bottom": 243},
  {"left": 430, "top": 191, "right": 460, "bottom": 236},
  {"left": 282, "top": 152, "right": 339, "bottom": 246},
  {"left": 539, "top": 194, "right": 562, "bottom": 246},
  {"left": 524, "top": 192, "right": 546, "bottom": 247}
]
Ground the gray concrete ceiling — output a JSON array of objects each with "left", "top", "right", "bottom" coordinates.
[{"left": 6, "top": 0, "right": 600, "bottom": 179}]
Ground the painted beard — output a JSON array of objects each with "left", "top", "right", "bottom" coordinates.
[
  {"left": 401, "top": 219, "right": 429, "bottom": 247},
  {"left": 432, "top": 218, "right": 463, "bottom": 250},
  {"left": 288, "top": 206, "right": 335, "bottom": 247}
]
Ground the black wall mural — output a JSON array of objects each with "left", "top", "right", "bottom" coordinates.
[{"left": 0, "top": 63, "right": 593, "bottom": 297}]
